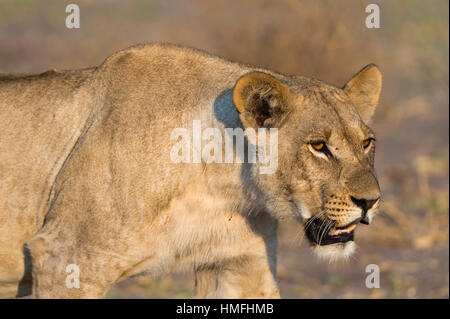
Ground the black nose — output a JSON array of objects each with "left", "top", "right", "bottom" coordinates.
[{"left": 350, "top": 196, "right": 379, "bottom": 212}]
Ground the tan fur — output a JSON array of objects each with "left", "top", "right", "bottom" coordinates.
[
  {"left": 343, "top": 64, "right": 382, "bottom": 122},
  {"left": 0, "top": 43, "right": 381, "bottom": 298}
]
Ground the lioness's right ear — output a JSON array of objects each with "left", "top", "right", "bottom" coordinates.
[
  {"left": 232, "top": 72, "right": 293, "bottom": 129},
  {"left": 343, "top": 64, "right": 382, "bottom": 123}
]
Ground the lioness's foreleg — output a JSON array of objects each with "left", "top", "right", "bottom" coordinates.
[
  {"left": 194, "top": 253, "right": 280, "bottom": 298},
  {"left": 26, "top": 232, "right": 138, "bottom": 298}
]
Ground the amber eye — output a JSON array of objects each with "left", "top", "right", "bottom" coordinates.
[
  {"left": 363, "top": 138, "right": 374, "bottom": 149},
  {"left": 310, "top": 141, "right": 333, "bottom": 158},
  {"left": 311, "top": 142, "right": 325, "bottom": 151}
]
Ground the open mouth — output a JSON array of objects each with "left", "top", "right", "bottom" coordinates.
[{"left": 305, "top": 218, "right": 357, "bottom": 246}]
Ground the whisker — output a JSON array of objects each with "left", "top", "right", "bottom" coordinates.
[
  {"left": 291, "top": 212, "right": 324, "bottom": 248},
  {"left": 289, "top": 228, "right": 304, "bottom": 248},
  {"left": 317, "top": 219, "right": 330, "bottom": 246},
  {"left": 318, "top": 219, "right": 334, "bottom": 246},
  {"left": 288, "top": 209, "right": 328, "bottom": 248},
  {"left": 304, "top": 210, "right": 326, "bottom": 231}
]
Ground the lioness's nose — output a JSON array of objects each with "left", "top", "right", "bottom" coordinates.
[{"left": 350, "top": 196, "right": 379, "bottom": 212}]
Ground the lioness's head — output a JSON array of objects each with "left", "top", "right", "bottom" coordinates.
[{"left": 233, "top": 64, "right": 382, "bottom": 261}]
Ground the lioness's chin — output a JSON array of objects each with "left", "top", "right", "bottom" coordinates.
[{"left": 312, "top": 241, "right": 356, "bottom": 263}]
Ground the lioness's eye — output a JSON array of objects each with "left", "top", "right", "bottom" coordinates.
[
  {"left": 311, "top": 142, "right": 325, "bottom": 151},
  {"left": 363, "top": 138, "right": 375, "bottom": 149},
  {"left": 310, "top": 141, "right": 332, "bottom": 157}
]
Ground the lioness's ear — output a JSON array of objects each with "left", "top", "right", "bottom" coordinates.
[
  {"left": 343, "top": 64, "right": 382, "bottom": 123},
  {"left": 233, "top": 71, "right": 293, "bottom": 128}
]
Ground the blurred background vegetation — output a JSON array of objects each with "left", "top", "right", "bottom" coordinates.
[{"left": 0, "top": 0, "right": 448, "bottom": 298}]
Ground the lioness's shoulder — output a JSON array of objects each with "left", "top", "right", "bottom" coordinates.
[
  {"left": 104, "top": 42, "right": 233, "bottom": 63},
  {"left": 98, "top": 42, "right": 255, "bottom": 77}
]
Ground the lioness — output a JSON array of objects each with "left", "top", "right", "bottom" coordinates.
[{"left": 0, "top": 43, "right": 381, "bottom": 298}]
